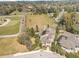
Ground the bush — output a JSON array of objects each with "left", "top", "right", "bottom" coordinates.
[
  {"left": 51, "top": 42, "right": 67, "bottom": 56},
  {"left": 26, "top": 27, "right": 41, "bottom": 50},
  {"left": 26, "top": 27, "right": 35, "bottom": 37},
  {"left": 35, "top": 34, "right": 42, "bottom": 47},
  {"left": 17, "top": 33, "right": 32, "bottom": 50},
  {"left": 31, "top": 35, "right": 42, "bottom": 50},
  {"left": 35, "top": 25, "right": 39, "bottom": 32},
  {"left": 65, "top": 53, "right": 79, "bottom": 58}
]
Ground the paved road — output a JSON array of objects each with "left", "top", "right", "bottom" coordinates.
[{"left": 1, "top": 50, "right": 65, "bottom": 58}]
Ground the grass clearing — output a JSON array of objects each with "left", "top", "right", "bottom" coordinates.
[
  {"left": 0, "top": 37, "right": 28, "bottom": 56},
  {"left": 0, "top": 16, "right": 20, "bottom": 35}
]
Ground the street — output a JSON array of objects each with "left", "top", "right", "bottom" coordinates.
[{"left": 1, "top": 50, "right": 65, "bottom": 58}]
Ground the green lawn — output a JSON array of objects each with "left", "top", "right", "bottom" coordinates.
[{"left": 0, "top": 16, "right": 20, "bottom": 35}]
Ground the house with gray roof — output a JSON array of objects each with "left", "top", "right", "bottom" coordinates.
[
  {"left": 59, "top": 32, "right": 79, "bottom": 52},
  {"left": 40, "top": 26, "right": 53, "bottom": 47}
]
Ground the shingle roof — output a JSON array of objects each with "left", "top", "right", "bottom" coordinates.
[
  {"left": 59, "top": 32, "right": 79, "bottom": 50},
  {"left": 40, "top": 27, "right": 53, "bottom": 44}
]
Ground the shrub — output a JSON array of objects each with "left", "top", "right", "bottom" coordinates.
[
  {"left": 27, "top": 27, "right": 35, "bottom": 37},
  {"left": 51, "top": 42, "right": 67, "bottom": 56},
  {"left": 65, "top": 53, "right": 79, "bottom": 58},
  {"left": 35, "top": 25, "right": 39, "bottom": 32},
  {"left": 17, "top": 33, "right": 32, "bottom": 50}
]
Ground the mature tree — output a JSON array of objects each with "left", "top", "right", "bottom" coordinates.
[
  {"left": 18, "top": 32, "right": 32, "bottom": 49},
  {"left": 35, "top": 25, "right": 39, "bottom": 32},
  {"left": 27, "top": 27, "right": 35, "bottom": 37},
  {"left": 65, "top": 18, "right": 74, "bottom": 33}
]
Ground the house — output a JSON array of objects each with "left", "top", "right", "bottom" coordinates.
[
  {"left": 59, "top": 32, "right": 79, "bottom": 52},
  {"left": 40, "top": 26, "right": 53, "bottom": 47}
]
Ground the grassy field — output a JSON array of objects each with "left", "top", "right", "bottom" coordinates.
[
  {"left": 0, "top": 37, "right": 28, "bottom": 56},
  {"left": 26, "top": 14, "right": 55, "bottom": 30},
  {"left": 0, "top": 16, "right": 20, "bottom": 35}
]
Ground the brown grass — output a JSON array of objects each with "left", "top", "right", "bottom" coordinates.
[
  {"left": 26, "top": 14, "right": 54, "bottom": 30},
  {"left": 0, "top": 37, "right": 28, "bottom": 56}
]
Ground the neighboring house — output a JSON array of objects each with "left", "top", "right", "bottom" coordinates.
[{"left": 59, "top": 32, "right": 79, "bottom": 52}]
